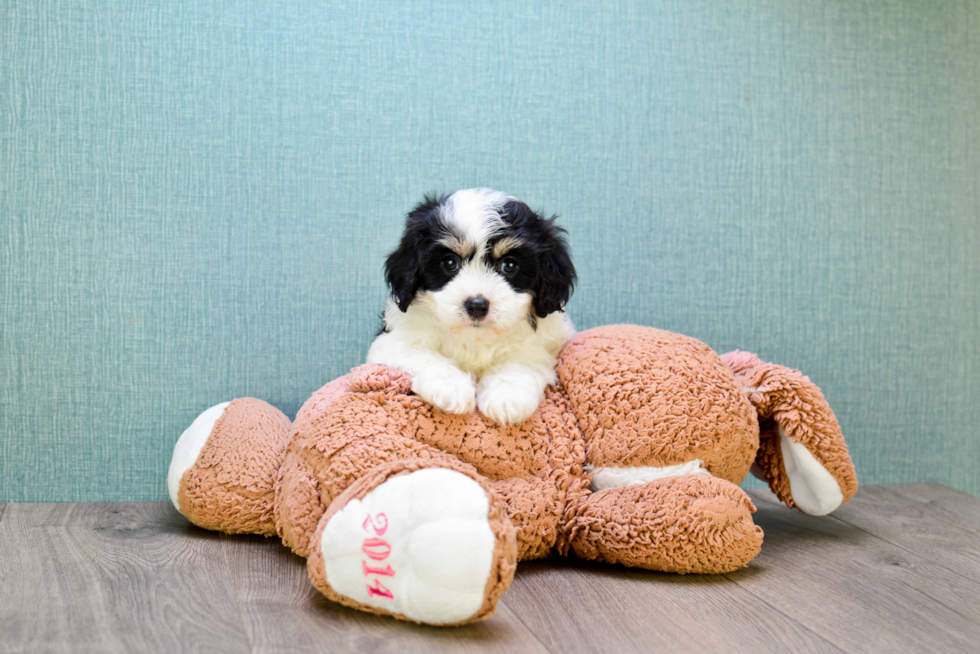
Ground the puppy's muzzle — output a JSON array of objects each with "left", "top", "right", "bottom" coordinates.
[{"left": 464, "top": 296, "right": 490, "bottom": 320}]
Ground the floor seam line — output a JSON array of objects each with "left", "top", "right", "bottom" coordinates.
[
  {"left": 828, "top": 511, "right": 980, "bottom": 584},
  {"left": 751, "top": 494, "right": 980, "bottom": 630},
  {"left": 822, "top": 513, "right": 980, "bottom": 624},
  {"left": 717, "top": 573, "right": 852, "bottom": 654}
]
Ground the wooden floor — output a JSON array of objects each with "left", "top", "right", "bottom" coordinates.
[{"left": 2, "top": 484, "right": 979, "bottom": 654}]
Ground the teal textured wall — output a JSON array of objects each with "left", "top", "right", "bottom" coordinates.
[{"left": 2, "top": 1, "right": 978, "bottom": 502}]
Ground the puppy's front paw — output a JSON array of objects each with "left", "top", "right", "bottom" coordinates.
[
  {"left": 477, "top": 375, "right": 542, "bottom": 426},
  {"left": 411, "top": 367, "right": 477, "bottom": 415}
]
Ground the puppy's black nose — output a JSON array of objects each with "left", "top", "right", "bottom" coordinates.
[{"left": 464, "top": 296, "right": 490, "bottom": 320}]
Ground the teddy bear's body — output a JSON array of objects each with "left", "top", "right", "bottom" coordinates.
[{"left": 169, "top": 325, "right": 857, "bottom": 626}]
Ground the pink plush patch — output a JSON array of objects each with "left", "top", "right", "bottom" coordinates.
[
  {"left": 293, "top": 373, "right": 353, "bottom": 436},
  {"left": 720, "top": 350, "right": 764, "bottom": 373},
  {"left": 349, "top": 364, "right": 413, "bottom": 395}
]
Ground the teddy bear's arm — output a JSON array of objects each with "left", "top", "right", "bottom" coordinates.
[
  {"left": 721, "top": 351, "right": 858, "bottom": 515},
  {"left": 562, "top": 474, "right": 763, "bottom": 574}
]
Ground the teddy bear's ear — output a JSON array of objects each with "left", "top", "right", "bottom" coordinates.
[{"left": 721, "top": 351, "right": 858, "bottom": 515}]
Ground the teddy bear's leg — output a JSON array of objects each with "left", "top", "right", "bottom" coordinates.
[
  {"left": 563, "top": 474, "right": 763, "bottom": 574},
  {"left": 275, "top": 424, "right": 480, "bottom": 557},
  {"left": 168, "top": 397, "right": 293, "bottom": 535},
  {"left": 305, "top": 459, "right": 518, "bottom": 626},
  {"left": 721, "top": 351, "right": 858, "bottom": 515}
]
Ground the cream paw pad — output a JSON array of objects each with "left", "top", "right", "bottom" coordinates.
[{"left": 315, "top": 468, "right": 505, "bottom": 625}]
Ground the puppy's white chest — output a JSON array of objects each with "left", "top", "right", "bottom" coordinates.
[{"left": 436, "top": 333, "right": 515, "bottom": 379}]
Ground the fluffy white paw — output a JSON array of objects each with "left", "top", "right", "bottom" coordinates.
[
  {"left": 477, "top": 373, "right": 542, "bottom": 425},
  {"left": 411, "top": 366, "right": 477, "bottom": 414},
  {"left": 319, "top": 469, "right": 496, "bottom": 625}
]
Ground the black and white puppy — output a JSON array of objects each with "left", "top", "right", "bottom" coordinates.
[{"left": 368, "top": 188, "right": 576, "bottom": 425}]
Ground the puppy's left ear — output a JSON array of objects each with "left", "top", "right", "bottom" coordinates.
[{"left": 533, "top": 217, "right": 576, "bottom": 318}]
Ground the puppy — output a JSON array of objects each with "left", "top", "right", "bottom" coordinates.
[{"left": 367, "top": 188, "right": 576, "bottom": 425}]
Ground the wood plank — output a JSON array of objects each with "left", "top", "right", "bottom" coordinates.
[
  {"left": 825, "top": 485, "right": 980, "bottom": 584},
  {"left": 0, "top": 502, "right": 251, "bottom": 654},
  {"left": 2, "top": 486, "right": 978, "bottom": 653},
  {"left": 730, "top": 491, "right": 980, "bottom": 654},
  {"left": 884, "top": 483, "right": 980, "bottom": 534},
  {"left": 503, "top": 558, "right": 844, "bottom": 654},
  {"left": 219, "top": 531, "right": 550, "bottom": 654}
]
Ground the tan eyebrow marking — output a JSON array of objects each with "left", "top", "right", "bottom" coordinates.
[
  {"left": 492, "top": 236, "right": 524, "bottom": 259},
  {"left": 437, "top": 234, "right": 475, "bottom": 258}
]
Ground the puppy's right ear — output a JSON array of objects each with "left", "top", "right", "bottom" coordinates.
[
  {"left": 384, "top": 237, "right": 421, "bottom": 312},
  {"left": 384, "top": 196, "right": 443, "bottom": 312}
]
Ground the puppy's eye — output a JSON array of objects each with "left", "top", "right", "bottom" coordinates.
[
  {"left": 440, "top": 255, "right": 460, "bottom": 274},
  {"left": 499, "top": 259, "right": 519, "bottom": 276}
]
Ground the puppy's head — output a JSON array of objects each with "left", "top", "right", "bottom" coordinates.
[{"left": 384, "top": 188, "right": 576, "bottom": 333}]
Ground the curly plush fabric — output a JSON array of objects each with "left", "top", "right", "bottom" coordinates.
[
  {"left": 179, "top": 397, "right": 292, "bottom": 536},
  {"left": 172, "top": 324, "right": 858, "bottom": 626},
  {"left": 275, "top": 364, "right": 587, "bottom": 559},
  {"left": 721, "top": 351, "right": 858, "bottom": 509},
  {"left": 565, "top": 475, "right": 763, "bottom": 573},
  {"left": 557, "top": 325, "right": 759, "bottom": 483}
]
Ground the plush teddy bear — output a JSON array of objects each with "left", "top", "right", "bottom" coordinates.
[{"left": 167, "top": 324, "right": 857, "bottom": 626}]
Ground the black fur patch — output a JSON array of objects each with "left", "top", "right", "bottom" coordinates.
[
  {"left": 488, "top": 200, "right": 577, "bottom": 318},
  {"left": 384, "top": 193, "right": 457, "bottom": 311}
]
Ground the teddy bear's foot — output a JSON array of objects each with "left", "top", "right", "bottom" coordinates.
[
  {"left": 721, "top": 350, "right": 858, "bottom": 515},
  {"left": 307, "top": 463, "right": 517, "bottom": 626},
  {"left": 168, "top": 398, "right": 293, "bottom": 535},
  {"left": 772, "top": 422, "right": 845, "bottom": 515},
  {"left": 168, "top": 401, "right": 230, "bottom": 511},
  {"left": 564, "top": 474, "right": 764, "bottom": 574}
]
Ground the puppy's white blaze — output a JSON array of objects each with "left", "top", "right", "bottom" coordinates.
[
  {"left": 441, "top": 188, "right": 513, "bottom": 250},
  {"left": 372, "top": 298, "right": 573, "bottom": 379},
  {"left": 586, "top": 460, "right": 711, "bottom": 491}
]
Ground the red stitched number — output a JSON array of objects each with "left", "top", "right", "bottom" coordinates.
[
  {"left": 361, "top": 513, "right": 395, "bottom": 600},
  {"left": 363, "top": 561, "right": 395, "bottom": 577},
  {"left": 362, "top": 512, "right": 388, "bottom": 536},
  {"left": 366, "top": 578, "right": 394, "bottom": 599},
  {"left": 362, "top": 537, "right": 391, "bottom": 560}
]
